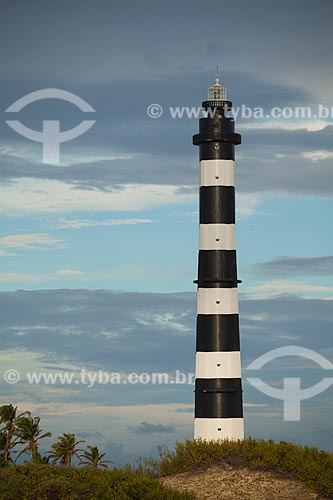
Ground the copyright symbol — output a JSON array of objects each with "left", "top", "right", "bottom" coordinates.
[
  {"left": 147, "top": 104, "right": 163, "bottom": 119},
  {"left": 4, "top": 369, "right": 20, "bottom": 384}
]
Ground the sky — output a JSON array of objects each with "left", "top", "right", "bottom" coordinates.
[{"left": 0, "top": 0, "right": 333, "bottom": 465}]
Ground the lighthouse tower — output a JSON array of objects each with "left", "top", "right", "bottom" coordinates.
[{"left": 192, "top": 72, "right": 244, "bottom": 441}]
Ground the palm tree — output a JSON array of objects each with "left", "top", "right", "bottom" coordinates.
[
  {"left": 0, "top": 405, "right": 30, "bottom": 462},
  {"left": 0, "top": 431, "right": 6, "bottom": 451},
  {"left": 49, "top": 433, "right": 85, "bottom": 467},
  {"left": 0, "top": 431, "right": 6, "bottom": 464},
  {"left": 79, "top": 445, "right": 112, "bottom": 469},
  {"left": 14, "top": 416, "right": 52, "bottom": 460}
]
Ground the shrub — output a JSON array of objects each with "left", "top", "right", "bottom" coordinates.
[
  {"left": 127, "top": 438, "right": 333, "bottom": 498},
  {"left": 0, "top": 465, "right": 195, "bottom": 500}
]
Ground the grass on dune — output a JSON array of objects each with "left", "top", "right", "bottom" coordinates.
[{"left": 124, "top": 438, "right": 333, "bottom": 498}]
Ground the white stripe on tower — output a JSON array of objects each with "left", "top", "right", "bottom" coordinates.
[
  {"left": 195, "top": 351, "right": 241, "bottom": 378},
  {"left": 194, "top": 418, "right": 244, "bottom": 441},
  {"left": 200, "top": 159, "right": 235, "bottom": 186},
  {"left": 197, "top": 287, "right": 239, "bottom": 315},
  {"left": 199, "top": 224, "right": 236, "bottom": 250},
  {"left": 193, "top": 76, "right": 244, "bottom": 442}
]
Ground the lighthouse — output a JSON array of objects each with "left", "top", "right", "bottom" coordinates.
[{"left": 192, "top": 72, "right": 244, "bottom": 441}]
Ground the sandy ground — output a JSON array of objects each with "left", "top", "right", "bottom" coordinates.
[{"left": 160, "top": 463, "right": 327, "bottom": 500}]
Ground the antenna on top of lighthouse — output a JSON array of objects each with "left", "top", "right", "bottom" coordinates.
[{"left": 208, "top": 65, "right": 227, "bottom": 101}]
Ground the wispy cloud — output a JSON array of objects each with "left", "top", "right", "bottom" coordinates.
[
  {"left": 128, "top": 422, "right": 176, "bottom": 434},
  {"left": 256, "top": 256, "right": 333, "bottom": 277},
  {"left": 236, "top": 193, "right": 263, "bottom": 219},
  {"left": 0, "top": 179, "right": 195, "bottom": 215},
  {"left": 0, "top": 272, "right": 42, "bottom": 282},
  {"left": 0, "top": 233, "right": 67, "bottom": 256},
  {"left": 240, "top": 120, "right": 329, "bottom": 132},
  {"left": 302, "top": 151, "right": 333, "bottom": 162},
  {"left": 56, "top": 269, "right": 85, "bottom": 276},
  {"left": 54, "top": 217, "right": 153, "bottom": 229},
  {"left": 0, "top": 269, "right": 85, "bottom": 283},
  {"left": 247, "top": 280, "right": 333, "bottom": 299}
]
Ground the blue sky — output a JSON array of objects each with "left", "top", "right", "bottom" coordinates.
[{"left": 0, "top": 0, "right": 333, "bottom": 464}]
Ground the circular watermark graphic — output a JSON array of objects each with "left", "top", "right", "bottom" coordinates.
[
  {"left": 246, "top": 346, "right": 333, "bottom": 421},
  {"left": 5, "top": 88, "right": 96, "bottom": 165}
]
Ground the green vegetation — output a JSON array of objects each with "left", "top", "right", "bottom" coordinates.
[
  {"left": 15, "top": 416, "right": 52, "bottom": 460},
  {"left": 49, "top": 433, "right": 85, "bottom": 467},
  {"left": 0, "top": 403, "right": 194, "bottom": 499},
  {"left": 80, "top": 445, "right": 113, "bottom": 469},
  {"left": 0, "top": 465, "right": 195, "bottom": 500},
  {"left": 126, "top": 438, "right": 333, "bottom": 498},
  {"left": 0, "top": 404, "right": 30, "bottom": 462}
]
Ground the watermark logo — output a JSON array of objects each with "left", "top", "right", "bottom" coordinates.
[
  {"left": 2, "top": 369, "right": 195, "bottom": 388},
  {"left": 5, "top": 88, "right": 96, "bottom": 164},
  {"left": 146, "top": 103, "right": 163, "bottom": 119},
  {"left": 246, "top": 346, "right": 333, "bottom": 421},
  {"left": 3, "top": 369, "right": 20, "bottom": 385}
]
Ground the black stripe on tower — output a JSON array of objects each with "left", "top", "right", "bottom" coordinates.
[
  {"left": 196, "top": 314, "right": 240, "bottom": 351},
  {"left": 195, "top": 378, "right": 243, "bottom": 418},
  {"left": 199, "top": 142, "right": 235, "bottom": 161},
  {"left": 192, "top": 102, "right": 241, "bottom": 161},
  {"left": 197, "top": 249, "right": 237, "bottom": 288},
  {"left": 200, "top": 186, "right": 235, "bottom": 223}
]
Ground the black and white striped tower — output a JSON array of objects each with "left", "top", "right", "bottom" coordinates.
[{"left": 192, "top": 72, "right": 244, "bottom": 440}]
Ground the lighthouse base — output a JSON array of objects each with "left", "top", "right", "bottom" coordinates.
[{"left": 194, "top": 418, "right": 244, "bottom": 441}]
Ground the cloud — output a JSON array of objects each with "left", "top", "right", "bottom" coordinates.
[
  {"left": 56, "top": 269, "right": 84, "bottom": 276},
  {"left": 0, "top": 270, "right": 87, "bottom": 286},
  {"left": 256, "top": 256, "right": 333, "bottom": 278},
  {"left": 0, "top": 179, "right": 195, "bottom": 215},
  {"left": 302, "top": 151, "right": 333, "bottom": 162},
  {"left": 244, "top": 403, "right": 269, "bottom": 408},
  {"left": 54, "top": 217, "right": 153, "bottom": 229},
  {"left": 236, "top": 154, "right": 333, "bottom": 198},
  {"left": 0, "top": 233, "right": 67, "bottom": 256},
  {"left": 129, "top": 422, "right": 176, "bottom": 434},
  {"left": 246, "top": 280, "right": 333, "bottom": 299},
  {"left": 1, "top": 289, "right": 333, "bottom": 454},
  {"left": 236, "top": 193, "right": 262, "bottom": 219},
  {"left": 0, "top": 289, "right": 196, "bottom": 380},
  {"left": 2, "top": 125, "right": 333, "bottom": 201},
  {"left": 1, "top": 0, "right": 332, "bottom": 103},
  {"left": 0, "top": 151, "right": 198, "bottom": 190},
  {"left": 239, "top": 120, "right": 330, "bottom": 133},
  {"left": 0, "top": 273, "right": 42, "bottom": 283},
  {"left": 243, "top": 125, "right": 333, "bottom": 153},
  {"left": 1, "top": 289, "right": 333, "bottom": 388}
]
